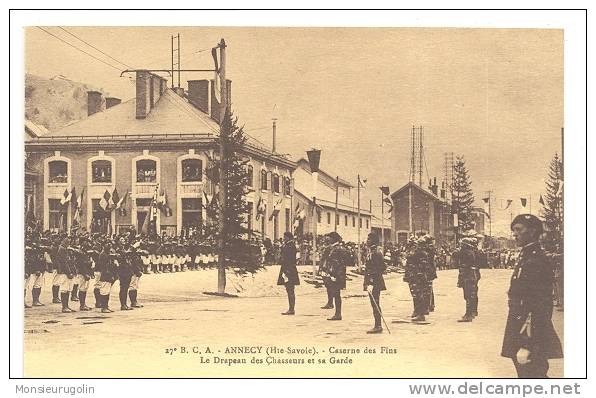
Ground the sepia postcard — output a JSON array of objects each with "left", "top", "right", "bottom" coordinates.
[{"left": 19, "top": 22, "right": 571, "bottom": 379}]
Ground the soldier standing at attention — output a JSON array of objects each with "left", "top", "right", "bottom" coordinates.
[
  {"left": 277, "top": 232, "right": 300, "bottom": 315},
  {"left": 456, "top": 237, "right": 481, "bottom": 322},
  {"left": 55, "top": 238, "right": 75, "bottom": 313},
  {"left": 319, "top": 232, "right": 348, "bottom": 321},
  {"left": 94, "top": 245, "right": 109, "bottom": 308},
  {"left": 128, "top": 245, "right": 145, "bottom": 308},
  {"left": 117, "top": 244, "right": 134, "bottom": 311},
  {"left": 501, "top": 214, "right": 562, "bottom": 378},
  {"left": 363, "top": 233, "right": 386, "bottom": 334},
  {"left": 76, "top": 242, "right": 94, "bottom": 311},
  {"left": 403, "top": 236, "right": 429, "bottom": 322}
]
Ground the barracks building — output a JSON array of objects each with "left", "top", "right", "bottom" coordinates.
[{"left": 24, "top": 70, "right": 296, "bottom": 239}]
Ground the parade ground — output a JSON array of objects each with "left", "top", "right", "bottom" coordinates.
[{"left": 23, "top": 267, "right": 564, "bottom": 378}]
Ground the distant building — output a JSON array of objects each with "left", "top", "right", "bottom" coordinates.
[
  {"left": 471, "top": 206, "right": 489, "bottom": 236},
  {"left": 25, "top": 71, "right": 296, "bottom": 237},
  {"left": 390, "top": 181, "right": 453, "bottom": 245},
  {"left": 293, "top": 159, "right": 371, "bottom": 243},
  {"left": 371, "top": 214, "right": 392, "bottom": 244}
]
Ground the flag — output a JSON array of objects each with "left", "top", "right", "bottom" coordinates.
[
  {"left": 539, "top": 195, "right": 545, "bottom": 206},
  {"left": 380, "top": 186, "right": 390, "bottom": 196},
  {"left": 211, "top": 46, "right": 221, "bottom": 102},
  {"left": 359, "top": 177, "right": 367, "bottom": 188},
  {"left": 73, "top": 187, "right": 84, "bottom": 229},
  {"left": 556, "top": 181, "right": 564, "bottom": 197},
  {"left": 256, "top": 198, "right": 266, "bottom": 220},
  {"left": 116, "top": 191, "right": 127, "bottom": 209},
  {"left": 60, "top": 188, "right": 72, "bottom": 205},
  {"left": 203, "top": 191, "right": 211, "bottom": 209},
  {"left": 482, "top": 197, "right": 490, "bottom": 203},
  {"left": 111, "top": 188, "right": 120, "bottom": 209},
  {"left": 269, "top": 199, "right": 282, "bottom": 221},
  {"left": 383, "top": 197, "right": 392, "bottom": 206},
  {"left": 503, "top": 199, "right": 513, "bottom": 210},
  {"left": 70, "top": 187, "right": 78, "bottom": 209},
  {"left": 99, "top": 190, "right": 111, "bottom": 211},
  {"left": 520, "top": 198, "right": 527, "bottom": 208},
  {"left": 25, "top": 195, "right": 36, "bottom": 229}
]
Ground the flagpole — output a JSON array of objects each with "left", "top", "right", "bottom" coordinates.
[{"left": 217, "top": 38, "right": 227, "bottom": 294}]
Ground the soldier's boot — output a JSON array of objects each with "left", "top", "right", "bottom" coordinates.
[
  {"left": 101, "top": 294, "right": 113, "bottom": 313},
  {"left": 61, "top": 292, "right": 75, "bottom": 313},
  {"left": 328, "top": 296, "right": 342, "bottom": 320},
  {"left": 32, "top": 287, "right": 44, "bottom": 306},
  {"left": 79, "top": 291, "right": 91, "bottom": 311},
  {"left": 24, "top": 289, "right": 31, "bottom": 308},
  {"left": 367, "top": 325, "right": 383, "bottom": 334},
  {"left": 410, "top": 296, "right": 418, "bottom": 318},
  {"left": 321, "top": 289, "right": 334, "bottom": 309},
  {"left": 129, "top": 290, "right": 143, "bottom": 308},
  {"left": 471, "top": 297, "right": 479, "bottom": 318},
  {"left": 93, "top": 288, "right": 102, "bottom": 308},
  {"left": 412, "top": 314, "right": 426, "bottom": 322},
  {"left": 458, "top": 313, "right": 474, "bottom": 322},
  {"left": 71, "top": 284, "right": 79, "bottom": 301},
  {"left": 120, "top": 290, "right": 132, "bottom": 311},
  {"left": 52, "top": 285, "right": 61, "bottom": 304}
]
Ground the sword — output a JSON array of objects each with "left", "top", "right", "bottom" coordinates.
[{"left": 367, "top": 290, "right": 391, "bottom": 334}]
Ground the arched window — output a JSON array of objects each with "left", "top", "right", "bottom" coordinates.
[
  {"left": 48, "top": 160, "right": 68, "bottom": 183},
  {"left": 272, "top": 173, "right": 280, "bottom": 193},
  {"left": 136, "top": 159, "right": 157, "bottom": 183},
  {"left": 91, "top": 160, "right": 112, "bottom": 183},
  {"left": 260, "top": 169, "right": 268, "bottom": 191},
  {"left": 181, "top": 158, "right": 202, "bottom": 182},
  {"left": 247, "top": 165, "right": 254, "bottom": 187}
]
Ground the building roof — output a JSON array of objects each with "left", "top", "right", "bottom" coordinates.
[
  {"left": 390, "top": 181, "right": 442, "bottom": 202},
  {"left": 296, "top": 158, "right": 354, "bottom": 188},
  {"left": 25, "top": 119, "right": 48, "bottom": 140},
  {"left": 43, "top": 88, "right": 220, "bottom": 138},
  {"left": 294, "top": 190, "right": 371, "bottom": 216}
]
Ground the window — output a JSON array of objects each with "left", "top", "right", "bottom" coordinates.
[
  {"left": 285, "top": 208, "right": 291, "bottom": 233},
  {"left": 90, "top": 198, "right": 111, "bottom": 234},
  {"left": 91, "top": 160, "right": 112, "bottom": 183},
  {"left": 317, "top": 210, "right": 321, "bottom": 223},
  {"left": 284, "top": 177, "right": 291, "bottom": 196},
  {"left": 48, "top": 199, "right": 67, "bottom": 231},
  {"left": 366, "top": 219, "right": 369, "bottom": 229},
  {"left": 181, "top": 159, "right": 202, "bottom": 182},
  {"left": 352, "top": 216, "right": 356, "bottom": 227},
  {"left": 272, "top": 174, "right": 280, "bottom": 193},
  {"left": 137, "top": 159, "right": 157, "bottom": 183},
  {"left": 345, "top": 215, "right": 348, "bottom": 226},
  {"left": 260, "top": 169, "right": 268, "bottom": 190},
  {"left": 327, "top": 212, "right": 331, "bottom": 225},
  {"left": 359, "top": 218, "right": 363, "bottom": 228},
  {"left": 247, "top": 165, "right": 254, "bottom": 188},
  {"left": 48, "top": 160, "right": 68, "bottom": 183},
  {"left": 336, "top": 214, "right": 339, "bottom": 225},
  {"left": 273, "top": 213, "right": 279, "bottom": 241},
  {"left": 181, "top": 198, "right": 202, "bottom": 227}
]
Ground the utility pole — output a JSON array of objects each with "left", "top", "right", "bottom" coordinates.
[
  {"left": 419, "top": 125, "right": 424, "bottom": 187},
  {"left": 177, "top": 34, "right": 181, "bottom": 88},
  {"left": 216, "top": 38, "right": 227, "bottom": 294},
  {"left": 334, "top": 176, "right": 339, "bottom": 232},
  {"left": 380, "top": 189, "right": 384, "bottom": 249},
  {"left": 486, "top": 190, "right": 492, "bottom": 239}
]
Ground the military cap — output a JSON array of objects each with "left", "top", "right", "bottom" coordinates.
[
  {"left": 511, "top": 213, "right": 543, "bottom": 235},
  {"left": 327, "top": 231, "right": 342, "bottom": 243}
]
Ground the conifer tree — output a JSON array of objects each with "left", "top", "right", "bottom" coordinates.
[
  {"left": 540, "top": 153, "right": 563, "bottom": 252},
  {"left": 451, "top": 155, "right": 476, "bottom": 233}
]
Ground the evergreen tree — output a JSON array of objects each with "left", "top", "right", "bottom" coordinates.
[
  {"left": 540, "top": 153, "right": 563, "bottom": 253},
  {"left": 206, "top": 108, "right": 263, "bottom": 293},
  {"left": 451, "top": 155, "right": 476, "bottom": 233}
]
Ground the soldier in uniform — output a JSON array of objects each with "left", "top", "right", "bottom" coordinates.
[
  {"left": 75, "top": 241, "right": 94, "bottom": 311},
  {"left": 97, "top": 245, "right": 117, "bottom": 313},
  {"left": 456, "top": 237, "right": 481, "bottom": 322},
  {"left": 93, "top": 244, "right": 109, "bottom": 308},
  {"left": 55, "top": 238, "right": 76, "bottom": 313},
  {"left": 128, "top": 245, "right": 145, "bottom": 308},
  {"left": 363, "top": 232, "right": 386, "bottom": 334},
  {"left": 319, "top": 232, "right": 349, "bottom": 321},
  {"left": 25, "top": 238, "right": 46, "bottom": 307},
  {"left": 501, "top": 214, "right": 562, "bottom": 378},
  {"left": 277, "top": 232, "right": 300, "bottom": 315},
  {"left": 420, "top": 235, "right": 437, "bottom": 314},
  {"left": 117, "top": 243, "right": 134, "bottom": 311},
  {"left": 403, "top": 236, "right": 429, "bottom": 322}
]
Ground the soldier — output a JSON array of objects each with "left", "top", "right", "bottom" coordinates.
[
  {"left": 117, "top": 243, "right": 134, "bottom": 311},
  {"left": 128, "top": 245, "right": 145, "bottom": 308},
  {"left": 55, "top": 238, "right": 76, "bottom": 313},
  {"left": 419, "top": 235, "right": 437, "bottom": 314},
  {"left": 403, "top": 236, "right": 429, "bottom": 322},
  {"left": 97, "top": 245, "right": 117, "bottom": 313},
  {"left": 25, "top": 238, "right": 45, "bottom": 307},
  {"left": 277, "top": 232, "right": 300, "bottom": 315},
  {"left": 501, "top": 214, "right": 562, "bottom": 378},
  {"left": 75, "top": 241, "right": 94, "bottom": 311},
  {"left": 363, "top": 232, "right": 386, "bottom": 334},
  {"left": 319, "top": 232, "right": 349, "bottom": 321},
  {"left": 455, "top": 237, "right": 481, "bottom": 322}
]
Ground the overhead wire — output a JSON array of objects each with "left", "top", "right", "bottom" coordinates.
[{"left": 57, "top": 26, "right": 133, "bottom": 69}]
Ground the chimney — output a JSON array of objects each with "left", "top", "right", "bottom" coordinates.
[
  {"left": 187, "top": 80, "right": 209, "bottom": 113},
  {"left": 135, "top": 70, "right": 151, "bottom": 119},
  {"left": 87, "top": 91, "right": 104, "bottom": 116},
  {"left": 173, "top": 87, "right": 185, "bottom": 97},
  {"left": 105, "top": 97, "right": 121, "bottom": 109}
]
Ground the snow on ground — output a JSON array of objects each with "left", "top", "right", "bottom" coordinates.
[{"left": 23, "top": 267, "right": 563, "bottom": 378}]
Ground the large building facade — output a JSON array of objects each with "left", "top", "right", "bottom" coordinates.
[
  {"left": 25, "top": 71, "right": 296, "bottom": 238},
  {"left": 293, "top": 158, "right": 371, "bottom": 243}
]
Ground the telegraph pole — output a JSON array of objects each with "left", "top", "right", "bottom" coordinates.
[
  {"left": 486, "top": 190, "right": 492, "bottom": 239},
  {"left": 357, "top": 174, "right": 362, "bottom": 271},
  {"left": 334, "top": 176, "right": 339, "bottom": 232},
  {"left": 217, "top": 38, "right": 227, "bottom": 294}
]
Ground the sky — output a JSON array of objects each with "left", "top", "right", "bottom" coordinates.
[{"left": 25, "top": 26, "right": 563, "bottom": 236}]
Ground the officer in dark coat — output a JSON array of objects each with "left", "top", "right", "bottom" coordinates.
[
  {"left": 501, "top": 214, "right": 563, "bottom": 378},
  {"left": 456, "top": 237, "right": 481, "bottom": 322},
  {"left": 277, "top": 232, "right": 300, "bottom": 315},
  {"left": 403, "top": 236, "right": 429, "bottom": 322},
  {"left": 319, "top": 232, "right": 349, "bottom": 321},
  {"left": 117, "top": 244, "right": 134, "bottom": 311},
  {"left": 363, "top": 232, "right": 386, "bottom": 334}
]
